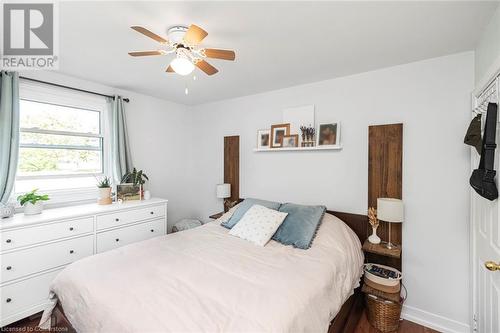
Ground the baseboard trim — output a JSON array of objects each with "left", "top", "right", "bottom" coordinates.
[{"left": 401, "top": 305, "right": 470, "bottom": 333}]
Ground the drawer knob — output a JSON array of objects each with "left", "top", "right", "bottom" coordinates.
[
  {"left": 115, "top": 218, "right": 120, "bottom": 222},
  {"left": 70, "top": 250, "right": 74, "bottom": 254},
  {"left": 115, "top": 238, "right": 120, "bottom": 242},
  {"left": 6, "top": 266, "right": 12, "bottom": 271},
  {"left": 6, "top": 298, "right": 11, "bottom": 303},
  {"left": 150, "top": 229, "right": 154, "bottom": 232},
  {"left": 6, "top": 239, "right": 11, "bottom": 243},
  {"left": 150, "top": 211, "right": 154, "bottom": 215},
  {"left": 69, "top": 227, "right": 74, "bottom": 231}
]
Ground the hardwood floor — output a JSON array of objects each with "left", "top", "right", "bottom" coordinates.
[
  {"left": 355, "top": 311, "right": 440, "bottom": 333},
  {"left": 2, "top": 311, "right": 439, "bottom": 333}
]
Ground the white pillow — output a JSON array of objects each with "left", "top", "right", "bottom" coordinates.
[{"left": 229, "top": 204, "right": 288, "bottom": 246}]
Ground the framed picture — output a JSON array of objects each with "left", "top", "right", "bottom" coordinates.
[
  {"left": 257, "top": 129, "right": 270, "bottom": 149},
  {"left": 317, "top": 122, "right": 340, "bottom": 146},
  {"left": 270, "top": 123, "right": 290, "bottom": 148},
  {"left": 117, "top": 183, "right": 142, "bottom": 201},
  {"left": 282, "top": 134, "right": 299, "bottom": 148}
]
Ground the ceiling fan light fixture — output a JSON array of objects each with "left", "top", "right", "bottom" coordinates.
[
  {"left": 129, "top": 24, "right": 235, "bottom": 77},
  {"left": 170, "top": 57, "right": 194, "bottom": 76}
]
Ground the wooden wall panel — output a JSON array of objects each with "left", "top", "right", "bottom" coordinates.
[
  {"left": 224, "top": 136, "right": 240, "bottom": 211},
  {"left": 368, "top": 123, "right": 403, "bottom": 270}
]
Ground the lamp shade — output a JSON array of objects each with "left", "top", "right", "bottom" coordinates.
[
  {"left": 216, "top": 184, "right": 231, "bottom": 199},
  {"left": 377, "top": 198, "right": 404, "bottom": 223}
]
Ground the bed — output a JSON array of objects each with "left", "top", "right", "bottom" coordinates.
[{"left": 39, "top": 210, "right": 365, "bottom": 333}]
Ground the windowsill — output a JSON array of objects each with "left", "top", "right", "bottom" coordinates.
[
  {"left": 12, "top": 187, "right": 99, "bottom": 212},
  {"left": 37, "top": 197, "right": 97, "bottom": 211}
]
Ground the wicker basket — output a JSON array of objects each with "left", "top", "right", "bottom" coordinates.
[{"left": 365, "top": 290, "right": 405, "bottom": 332}]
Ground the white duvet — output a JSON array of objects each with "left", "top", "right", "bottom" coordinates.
[{"left": 40, "top": 213, "right": 363, "bottom": 333}]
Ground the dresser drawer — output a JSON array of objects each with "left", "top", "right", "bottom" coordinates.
[
  {"left": 0, "top": 268, "right": 61, "bottom": 321},
  {"left": 96, "top": 205, "right": 165, "bottom": 230},
  {"left": 1, "top": 217, "right": 94, "bottom": 252},
  {"left": 1, "top": 235, "right": 93, "bottom": 283},
  {"left": 96, "top": 219, "right": 165, "bottom": 253}
]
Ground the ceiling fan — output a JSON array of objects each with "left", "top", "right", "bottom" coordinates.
[{"left": 128, "top": 24, "right": 235, "bottom": 76}]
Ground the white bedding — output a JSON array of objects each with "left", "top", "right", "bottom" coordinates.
[{"left": 40, "top": 213, "right": 364, "bottom": 333}]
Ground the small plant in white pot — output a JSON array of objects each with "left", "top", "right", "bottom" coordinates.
[
  {"left": 97, "top": 176, "right": 112, "bottom": 205},
  {"left": 17, "top": 189, "right": 49, "bottom": 215}
]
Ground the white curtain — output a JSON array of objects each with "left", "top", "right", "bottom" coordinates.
[
  {"left": 108, "top": 95, "right": 132, "bottom": 184},
  {"left": 0, "top": 71, "right": 20, "bottom": 203}
]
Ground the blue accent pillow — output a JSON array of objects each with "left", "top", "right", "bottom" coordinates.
[
  {"left": 272, "top": 203, "right": 327, "bottom": 249},
  {"left": 221, "top": 198, "right": 281, "bottom": 229}
]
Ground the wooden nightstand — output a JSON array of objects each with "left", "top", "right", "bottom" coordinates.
[
  {"left": 361, "top": 239, "right": 404, "bottom": 332},
  {"left": 363, "top": 239, "right": 401, "bottom": 271},
  {"left": 362, "top": 240, "right": 401, "bottom": 300},
  {"left": 209, "top": 212, "right": 224, "bottom": 219},
  {"left": 362, "top": 240, "right": 401, "bottom": 259}
]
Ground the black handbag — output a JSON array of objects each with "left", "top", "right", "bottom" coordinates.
[{"left": 470, "top": 102, "right": 498, "bottom": 201}]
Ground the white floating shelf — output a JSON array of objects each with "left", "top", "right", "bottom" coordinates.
[{"left": 253, "top": 145, "right": 342, "bottom": 152}]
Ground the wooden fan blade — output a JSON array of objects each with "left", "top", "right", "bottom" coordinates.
[
  {"left": 204, "top": 49, "right": 235, "bottom": 61},
  {"left": 166, "top": 65, "right": 175, "bottom": 72},
  {"left": 196, "top": 60, "right": 218, "bottom": 75},
  {"left": 183, "top": 24, "right": 208, "bottom": 45},
  {"left": 128, "top": 51, "right": 163, "bottom": 57},
  {"left": 131, "top": 26, "right": 167, "bottom": 44}
]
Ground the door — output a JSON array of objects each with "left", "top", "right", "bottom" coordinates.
[{"left": 471, "top": 78, "right": 500, "bottom": 332}]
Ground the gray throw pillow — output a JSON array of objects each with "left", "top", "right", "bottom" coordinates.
[
  {"left": 221, "top": 198, "right": 281, "bottom": 229},
  {"left": 272, "top": 203, "right": 327, "bottom": 249}
]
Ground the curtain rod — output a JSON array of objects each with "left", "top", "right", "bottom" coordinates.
[{"left": 19, "top": 76, "right": 130, "bottom": 103}]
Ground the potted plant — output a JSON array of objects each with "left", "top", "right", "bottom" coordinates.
[
  {"left": 17, "top": 189, "right": 49, "bottom": 215},
  {"left": 97, "top": 176, "right": 112, "bottom": 205},
  {"left": 121, "top": 168, "right": 149, "bottom": 199}
]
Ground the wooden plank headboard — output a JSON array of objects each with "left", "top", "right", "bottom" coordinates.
[
  {"left": 328, "top": 210, "right": 368, "bottom": 244},
  {"left": 224, "top": 136, "right": 240, "bottom": 212},
  {"left": 368, "top": 123, "right": 403, "bottom": 270}
]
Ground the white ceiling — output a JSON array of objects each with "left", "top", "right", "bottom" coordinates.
[{"left": 58, "top": 1, "right": 498, "bottom": 105}]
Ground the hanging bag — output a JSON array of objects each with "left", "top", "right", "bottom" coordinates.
[
  {"left": 470, "top": 102, "right": 498, "bottom": 201},
  {"left": 464, "top": 113, "right": 482, "bottom": 154}
]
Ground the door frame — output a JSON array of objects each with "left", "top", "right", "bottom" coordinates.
[{"left": 470, "top": 75, "right": 499, "bottom": 332}]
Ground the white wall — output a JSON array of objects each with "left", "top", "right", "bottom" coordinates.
[
  {"left": 475, "top": 4, "right": 500, "bottom": 87},
  {"left": 19, "top": 71, "right": 193, "bottom": 230},
  {"left": 189, "top": 52, "right": 474, "bottom": 332}
]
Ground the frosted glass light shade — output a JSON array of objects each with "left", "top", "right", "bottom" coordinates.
[
  {"left": 170, "top": 57, "right": 195, "bottom": 76},
  {"left": 377, "top": 198, "right": 404, "bottom": 223},
  {"left": 216, "top": 184, "right": 231, "bottom": 198}
]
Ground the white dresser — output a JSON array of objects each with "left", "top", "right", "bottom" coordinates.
[{"left": 0, "top": 198, "right": 168, "bottom": 327}]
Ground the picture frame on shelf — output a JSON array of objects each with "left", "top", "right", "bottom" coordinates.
[
  {"left": 270, "top": 123, "right": 290, "bottom": 148},
  {"left": 257, "top": 129, "right": 271, "bottom": 149},
  {"left": 300, "top": 125, "right": 316, "bottom": 147},
  {"left": 282, "top": 134, "right": 299, "bottom": 148},
  {"left": 317, "top": 122, "right": 340, "bottom": 147},
  {"left": 117, "top": 183, "right": 142, "bottom": 202}
]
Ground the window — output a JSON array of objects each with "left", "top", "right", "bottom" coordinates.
[{"left": 14, "top": 82, "right": 109, "bottom": 204}]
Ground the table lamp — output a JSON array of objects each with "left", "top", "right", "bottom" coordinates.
[
  {"left": 377, "top": 198, "right": 404, "bottom": 249},
  {"left": 216, "top": 184, "right": 231, "bottom": 212}
]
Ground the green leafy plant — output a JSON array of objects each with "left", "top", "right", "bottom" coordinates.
[
  {"left": 96, "top": 176, "right": 111, "bottom": 188},
  {"left": 17, "top": 189, "right": 49, "bottom": 206},
  {"left": 121, "top": 168, "right": 149, "bottom": 185}
]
